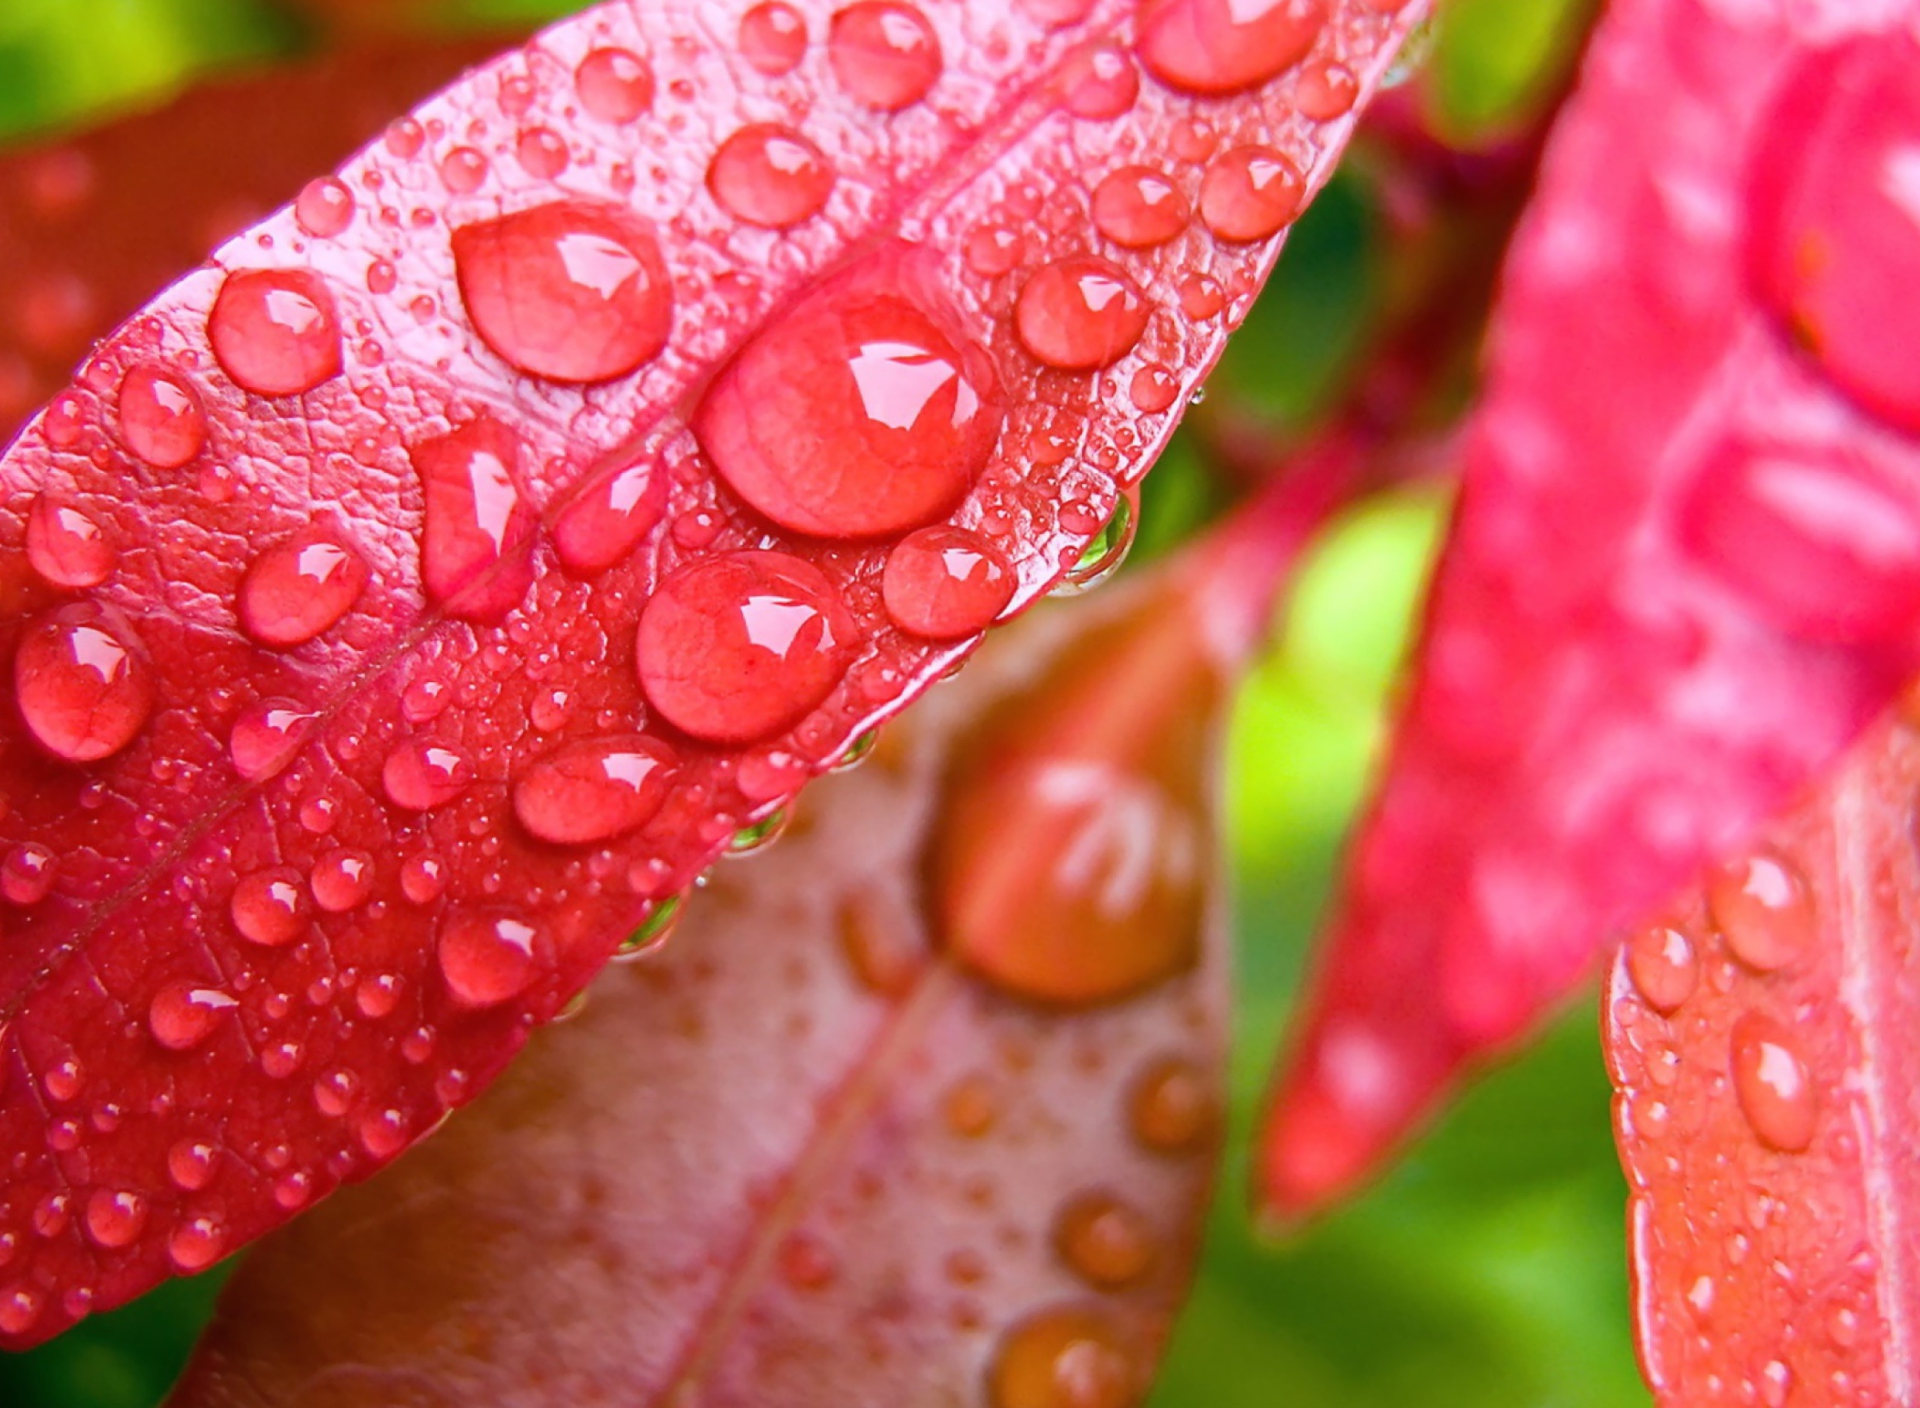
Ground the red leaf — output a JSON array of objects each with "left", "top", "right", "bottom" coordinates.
[
  {"left": 1260, "top": 0, "right": 1920, "bottom": 1218},
  {"left": 162, "top": 474, "right": 1333, "bottom": 1407},
  {"left": 1606, "top": 710, "right": 1920, "bottom": 1404},
  {"left": 0, "top": 0, "right": 1425, "bottom": 1345}
]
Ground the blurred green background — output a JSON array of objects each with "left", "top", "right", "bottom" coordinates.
[{"left": 0, "top": 1, "right": 1640, "bottom": 1404}]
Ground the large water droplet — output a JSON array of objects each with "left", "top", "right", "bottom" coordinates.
[
  {"left": 118, "top": 365, "right": 207, "bottom": 470},
  {"left": 883, "top": 526, "right": 1014, "bottom": 638},
  {"left": 707, "top": 123, "right": 836, "bottom": 228},
  {"left": 148, "top": 980, "right": 237, "bottom": 1051},
  {"left": 1684, "top": 447, "right": 1920, "bottom": 644},
  {"left": 452, "top": 200, "right": 672, "bottom": 384},
  {"left": 990, "top": 1305, "right": 1138, "bottom": 1408},
  {"left": 383, "top": 738, "right": 475, "bottom": 811},
  {"left": 1731, "top": 1013, "right": 1817, "bottom": 1152},
  {"left": 1625, "top": 924, "right": 1698, "bottom": 1014},
  {"left": 1751, "top": 34, "right": 1920, "bottom": 432},
  {"left": 553, "top": 459, "right": 667, "bottom": 575},
  {"left": 239, "top": 528, "right": 368, "bottom": 647},
  {"left": 26, "top": 494, "right": 113, "bottom": 590},
  {"left": 741, "top": 2, "right": 809, "bottom": 73},
  {"left": 1054, "top": 1191, "right": 1156, "bottom": 1288},
  {"left": 576, "top": 47, "right": 655, "bottom": 124},
  {"left": 1135, "top": 0, "right": 1327, "bottom": 96},
  {"left": 438, "top": 911, "right": 539, "bottom": 1008},
  {"left": 1091, "top": 167, "right": 1189, "bottom": 248},
  {"left": 1016, "top": 258, "right": 1150, "bottom": 370},
  {"left": 1, "top": 845, "right": 57, "bottom": 905},
  {"left": 1129, "top": 1056, "right": 1216, "bottom": 1154},
  {"left": 1199, "top": 145, "right": 1303, "bottom": 242},
  {"left": 208, "top": 268, "right": 343, "bottom": 397},
  {"left": 83, "top": 1190, "right": 147, "bottom": 1249},
  {"left": 829, "top": 2, "right": 942, "bottom": 110},
  {"left": 413, "top": 415, "right": 538, "bottom": 622},
  {"left": 513, "top": 735, "right": 677, "bottom": 845},
  {"left": 15, "top": 604, "right": 155, "bottom": 763},
  {"left": 228, "top": 699, "right": 317, "bottom": 782},
  {"left": 1708, "top": 850, "right": 1814, "bottom": 973},
  {"left": 231, "top": 867, "right": 309, "bottom": 946},
  {"left": 695, "top": 251, "right": 1002, "bottom": 538},
  {"left": 637, "top": 551, "right": 855, "bottom": 743}
]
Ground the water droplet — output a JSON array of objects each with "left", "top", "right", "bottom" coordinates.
[
  {"left": 294, "top": 177, "right": 355, "bottom": 239},
  {"left": 1709, "top": 850, "right": 1814, "bottom": 973},
  {"left": 637, "top": 551, "right": 856, "bottom": 743},
  {"left": 273, "top": 1172, "right": 313, "bottom": 1210},
  {"left": 883, "top": 526, "right": 1014, "bottom": 638},
  {"left": 44, "top": 1059, "right": 84, "bottom": 1103},
  {"left": 944, "top": 1073, "right": 999, "bottom": 1136},
  {"left": 1295, "top": 58, "right": 1358, "bottom": 119},
  {"left": 208, "top": 267, "right": 342, "bottom": 397},
  {"left": 1016, "top": 258, "right": 1149, "bottom": 370},
  {"left": 312, "top": 849, "right": 375, "bottom": 912},
  {"left": 576, "top": 47, "right": 655, "bottom": 124},
  {"left": 231, "top": 867, "right": 310, "bottom": 946},
  {"left": 741, "top": 2, "right": 808, "bottom": 73},
  {"left": 452, "top": 200, "right": 672, "bottom": 383},
  {"left": 707, "top": 123, "right": 835, "bottom": 228},
  {"left": 729, "top": 806, "right": 792, "bottom": 856},
  {"left": 1135, "top": 0, "right": 1326, "bottom": 95},
  {"left": 169, "top": 1215, "right": 226, "bottom": 1271},
  {"left": 695, "top": 250, "right": 1002, "bottom": 538},
  {"left": 149, "top": 981, "right": 237, "bottom": 1051},
  {"left": 385, "top": 118, "right": 426, "bottom": 158},
  {"left": 0, "top": 1286, "right": 44, "bottom": 1336},
  {"left": 168, "top": 1140, "right": 218, "bottom": 1192},
  {"left": 313, "top": 1067, "right": 357, "bottom": 1117},
  {"left": 2, "top": 844, "right": 57, "bottom": 905},
  {"left": 383, "top": 738, "right": 475, "bottom": 811},
  {"left": 83, "top": 1190, "right": 147, "bottom": 1249},
  {"left": 1091, "top": 167, "right": 1189, "bottom": 249},
  {"left": 1059, "top": 41, "right": 1140, "bottom": 118},
  {"left": 1178, "top": 273, "right": 1225, "bottom": 319},
  {"left": 1731, "top": 1013, "right": 1817, "bottom": 1152},
  {"left": 359, "top": 1108, "right": 409, "bottom": 1159},
  {"left": 1626, "top": 924, "right": 1699, "bottom": 1014},
  {"left": 1058, "top": 495, "right": 1136, "bottom": 593},
  {"left": 1200, "top": 145, "right": 1303, "bottom": 242},
  {"left": 1022, "top": 0, "right": 1096, "bottom": 23},
  {"left": 1130, "top": 365, "right": 1178, "bottom": 412},
  {"left": 24, "top": 494, "right": 112, "bottom": 591},
  {"left": 829, "top": 2, "right": 941, "bottom": 110},
  {"left": 618, "top": 894, "right": 682, "bottom": 957},
  {"left": 239, "top": 528, "right": 368, "bottom": 647},
  {"left": 1760, "top": 1359, "right": 1792, "bottom": 1408},
  {"left": 32, "top": 1192, "right": 70, "bottom": 1238},
  {"left": 15, "top": 604, "right": 154, "bottom": 762},
  {"left": 413, "top": 414, "right": 538, "bottom": 622},
  {"left": 357, "top": 972, "right": 403, "bottom": 1018},
  {"left": 1683, "top": 447, "right": 1920, "bottom": 644},
  {"left": 990, "top": 1305, "right": 1138, "bottom": 1408},
  {"left": 513, "top": 735, "right": 677, "bottom": 845},
  {"left": 118, "top": 365, "right": 207, "bottom": 469},
  {"left": 402, "top": 853, "right": 448, "bottom": 905},
  {"left": 1055, "top": 1191, "right": 1156, "bottom": 1288},
  {"left": 440, "top": 146, "right": 489, "bottom": 194},
  {"left": 1751, "top": 35, "right": 1920, "bottom": 432},
  {"left": 1129, "top": 1057, "right": 1216, "bottom": 1154},
  {"left": 439, "top": 911, "right": 539, "bottom": 1008},
  {"left": 516, "top": 127, "right": 570, "bottom": 179},
  {"left": 228, "top": 700, "right": 316, "bottom": 783},
  {"left": 966, "top": 224, "right": 1024, "bottom": 277},
  {"left": 553, "top": 459, "right": 667, "bottom": 575}
]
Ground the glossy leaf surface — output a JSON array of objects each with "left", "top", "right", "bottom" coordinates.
[
  {"left": 1262, "top": 0, "right": 1920, "bottom": 1218},
  {"left": 0, "top": 0, "right": 1426, "bottom": 1345}
]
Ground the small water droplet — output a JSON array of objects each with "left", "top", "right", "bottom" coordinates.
[
  {"left": 312, "top": 849, "right": 375, "bottom": 913},
  {"left": 273, "top": 1172, "right": 313, "bottom": 1211},
  {"left": 295, "top": 177, "right": 356, "bottom": 238},
  {"left": 208, "top": 268, "right": 342, "bottom": 397},
  {"left": 637, "top": 551, "right": 856, "bottom": 744},
  {"left": 1016, "top": 258, "right": 1150, "bottom": 370},
  {"left": 383, "top": 738, "right": 475, "bottom": 811},
  {"left": 1058, "top": 495, "right": 1136, "bottom": 593},
  {"left": 1135, "top": 0, "right": 1326, "bottom": 96},
  {"left": 149, "top": 981, "right": 237, "bottom": 1051},
  {"left": 0, "top": 1286, "right": 44, "bottom": 1336},
  {"left": 239, "top": 528, "right": 368, "bottom": 647},
  {"left": 708, "top": 123, "right": 835, "bottom": 228},
  {"left": 228, "top": 699, "right": 316, "bottom": 783},
  {"left": 1731, "top": 1013, "right": 1818, "bottom": 1152},
  {"left": 618, "top": 895, "right": 682, "bottom": 958},
  {"left": 439, "top": 911, "right": 539, "bottom": 1008},
  {"left": 516, "top": 126, "right": 570, "bottom": 179},
  {"left": 1059, "top": 41, "right": 1139, "bottom": 118},
  {"left": 168, "top": 1140, "right": 218, "bottom": 1192},
  {"left": 1129, "top": 1056, "right": 1216, "bottom": 1154},
  {"left": 169, "top": 1215, "right": 226, "bottom": 1271},
  {"left": 944, "top": 1073, "right": 999, "bottom": 1136},
  {"left": 513, "top": 735, "right": 677, "bottom": 845},
  {"left": 990, "top": 1305, "right": 1138, "bottom": 1408},
  {"left": 966, "top": 224, "right": 1023, "bottom": 277},
  {"left": 2, "top": 844, "right": 58, "bottom": 905},
  {"left": 1178, "top": 273, "right": 1225, "bottom": 319},
  {"left": 44, "top": 1059, "right": 84, "bottom": 1103},
  {"left": 359, "top": 1107, "right": 408, "bottom": 1159},
  {"left": 1626, "top": 924, "right": 1699, "bottom": 1014},
  {"left": 1091, "top": 166, "right": 1189, "bottom": 249},
  {"left": 413, "top": 415, "right": 538, "bottom": 622},
  {"left": 26, "top": 494, "right": 114, "bottom": 589},
  {"left": 883, "top": 526, "right": 1014, "bottom": 638},
  {"left": 741, "top": 2, "right": 809, "bottom": 74},
  {"left": 829, "top": 2, "right": 942, "bottom": 110},
  {"left": 729, "top": 806, "right": 792, "bottom": 857},
  {"left": 313, "top": 1067, "right": 358, "bottom": 1117},
  {"left": 576, "top": 47, "right": 655, "bottom": 124},
  {"left": 356, "top": 972, "right": 403, "bottom": 1018},
  {"left": 15, "top": 603, "right": 154, "bottom": 762},
  {"left": 385, "top": 118, "right": 426, "bottom": 158},
  {"left": 118, "top": 364, "right": 208, "bottom": 470},
  {"left": 231, "top": 867, "right": 310, "bottom": 946},
  {"left": 402, "top": 853, "right": 448, "bottom": 905},
  {"left": 440, "top": 146, "right": 489, "bottom": 194},
  {"left": 452, "top": 200, "right": 672, "bottom": 383},
  {"left": 778, "top": 1229, "right": 839, "bottom": 1289},
  {"left": 1199, "top": 145, "right": 1303, "bottom": 242},
  {"left": 1129, "top": 365, "right": 1179, "bottom": 412},
  {"left": 83, "top": 1190, "right": 147, "bottom": 1249},
  {"left": 1054, "top": 1191, "right": 1156, "bottom": 1288},
  {"left": 1709, "top": 851, "right": 1814, "bottom": 973},
  {"left": 1295, "top": 58, "right": 1358, "bottom": 119},
  {"left": 553, "top": 459, "right": 667, "bottom": 575}
]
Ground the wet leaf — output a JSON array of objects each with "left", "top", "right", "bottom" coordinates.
[
  {"left": 1261, "top": 0, "right": 1920, "bottom": 1219},
  {"left": 1606, "top": 709, "right": 1920, "bottom": 1405},
  {"left": 162, "top": 471, "right": 1339, "bottom": 1408},
  {"left": 0, "top": 0, "right": 1427, "bottom": 1342}
]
